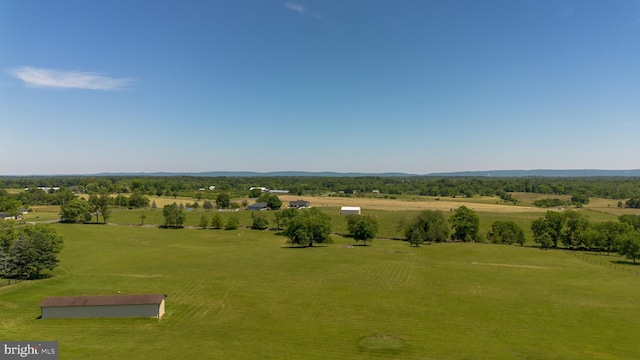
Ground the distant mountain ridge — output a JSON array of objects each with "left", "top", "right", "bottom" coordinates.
[
  {"left": 426, "top": 169, "right": 640, "bottom": 177},
  {"left": 5, "top": 169, "right": 640, "bottom": 177},
  {"left": 85, "top": 169, "right": 640, "bottom": 177}
]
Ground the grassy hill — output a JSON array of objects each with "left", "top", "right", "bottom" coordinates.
[{"left": 1, "top": 224, "right": 640, "bottom": 359}]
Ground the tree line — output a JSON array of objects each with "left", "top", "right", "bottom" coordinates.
[{"left": 4, "top": 175, "right": 640, "bottom": 200}]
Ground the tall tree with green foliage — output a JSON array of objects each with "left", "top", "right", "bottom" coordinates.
[
  {"left": 267, "top": 195, "right": 282, "bottom": 210},
  {"left": 531, "top": 211, "right": 566, "bottom": 248},
  {"left": 352, "top": 216, "right": 378, "bottom": 246},
  {"left": 2, "top": 223, "right": 64, "bottom": 279},
  {"left": 449, "top": 206, "right": 479, "bottom": 242},
  {"left": 404, "top": 210, "right": 449, "bottom": 246},
  {"left": 619, "top": 214, "right": 640, "bottom": 231},
  {"left": 274, "top": 208, "right": 298, "bottom": 230},
  {"left": 216, "top": 193, "right": 230, "bottom": 209},
  {"left": 251, "top": 212, "right": 269, "bottom": 230},
  {"left": 128, "top": 191, "right": 150, "bottom": 208},
  {"left": 487, "top": 221, "right": 525, "bottom": 246},
  {"left": 210, "top": 213, "right": 223, "bottom": 229},
  {"left": 562, "top": 210, "right": 589, "bottom": 248},
  {"left": 284, "top": 208, "right": 332, "bottom": 247},
  {"left": 163, "top": 203, "right": 186, "bottom": 227},
  {"left": 225, "top": 216, "right": 239, "bottom": 230},
  {"left": 590, "top": 221, "right": 633, "bottom": 254},
  {"left": 619, "top": 231, "right": 640, "bottom": 264},
  {"left": 60, "top": 198, "right": 91, "bottom": 223},
  {"left": 199, "top": 215, "right": 209, "bottom": 229}
]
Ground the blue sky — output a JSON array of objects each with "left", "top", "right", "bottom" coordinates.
[{"left": 1, "top": 0, "right": 639, "bottom": 175}]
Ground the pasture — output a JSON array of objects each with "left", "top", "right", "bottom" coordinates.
[{"left": 1, "top": 224, "right": 640, "bottom": 359}]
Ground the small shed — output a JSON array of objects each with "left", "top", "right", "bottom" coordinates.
[
  {"left": 247, "top": 202, "right": 268, "bottom": 211},
  {"left": 289, "top": 200, "right": 310, "bottom": 209},
  {"left": 39, "top": 294, "right": 166, "bottom": 319},
  {"left": 340, "top": 206, "right": 361, "bottom": 215}
]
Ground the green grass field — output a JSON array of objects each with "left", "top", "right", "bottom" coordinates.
[{"left": 2, "top": 224, "right": 640, "bottom": 359}]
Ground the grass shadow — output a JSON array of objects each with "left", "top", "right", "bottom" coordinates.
[{"left": 611, "top": 260, "right": 640, "bottom": 266}]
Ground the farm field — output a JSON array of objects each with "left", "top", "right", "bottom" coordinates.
[{"left": 1, "top": 225, "right": 640, "bottom": 359}]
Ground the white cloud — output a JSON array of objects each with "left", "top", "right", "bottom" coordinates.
[
  {"left": 8, "top": 66, "right": 133, "bottom": 90},
  {"left": 284, "top": 2, "right": 304, "bottom": 14}
]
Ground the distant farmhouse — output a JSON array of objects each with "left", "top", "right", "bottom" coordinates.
[
  {"left": 289, "top": 200, "right": 310, "bottom": 209},
  {"left": 40, "top": 294, "right": 166, "bottom": 319},
  {"left": 340, "top": 206, "right": 361, "bottom": 215},
  {"left": 247, "top": 202, "right": 268, "bottom": 211}
]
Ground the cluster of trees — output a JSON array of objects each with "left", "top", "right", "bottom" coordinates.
[
  {"left": 625, "top": 198, "right": 640, "bottom": 209},
  {"left": 283, "top": 208, "right": 332, "bottom": 247},
  {"left": 60, "top": 194, "right": 110, "bottom": 223},
  {"left": 531, "top": 211, "right": 640, "bottom": 262},
  {"left": 398, "top": 206, "right": 480, "bottom": 246},
  {"left": 533, "top": 195, "right": 590, "bottom": 208},
  {"left": 0, "top": 222, "right": 64, "bottom": 279},
  {"left": 487, "top": 221, "right": 525, "bottom": 246},
  {"left": 163, "top": 203, "right": 186, "bottom": 227},
  {"left": 195, "top": 213, "right": 240, "bottom": 230},
  {"left": 59, "top": 191, "right": 151, "bottom": 224},
  {"left": 5, "top": 175, "right": 640, "bottom": 200},
  {"left": 533, "top": 198, "right": 567, "bottom": 208}
]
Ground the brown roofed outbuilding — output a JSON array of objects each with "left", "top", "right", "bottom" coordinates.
[{"left": 40, "top": 294, "right": 166, "bottom": 319}]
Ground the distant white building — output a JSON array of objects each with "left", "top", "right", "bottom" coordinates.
[
  {"left": 209, "top": 186, "right": 215, "bottom": 190},
  {"left": 340, "top": 206, "right": 361, "bottom": 215},
  {"left": 269, "top": 189, "right": 289, "bottom": 194}
]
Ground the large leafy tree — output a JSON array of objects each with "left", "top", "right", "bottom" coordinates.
[
  {"left": 274, "top": 208, "right": 298, "bottom": 230},
  {"left": 619, "top": 214, "right": 640, "bottom": 231},
  {"left": 163, "top": 203, "right": 186, "bottom": 227},
  {"left": 531, "top": 211, "right": 566, "bottom": 248},
  {"left": 404, "top": 210, "right": 449, "bottom": 246},
  {"left": 225, "top": 216, "right": 240, "bottom": 230},
  {"left": 216, "top": 193, "right": 230, "bottom": 209},
  {"left": 199, "top": 215, "right": 209, "bottom": 229},
  {"left": 589, "top": 221, "right": 633, "bottom": 254},
  {"left": 60, "top": 198, "right": 91, "bottom": 223},
  {"left": 562, "top": 210, "right": 589, "bottom": 248},
  {"left": 251, "top": 212, "right": 269, "bottom": 230},
  {"left": 1, "top": 223, "right": 64, "bottom": 279},
  {"left": 284, "top": 208, "right": 332, "bottom": 247},
  {"left": 266, "top": 195, "right": 282, "bottom": 210},
  {"left": 210, "top": 213, "right": 223, "bottom": 229},
  {"left": 88, "top": 193, "right": 111, "bottom": 223},
  {"left": 128, "top": 191, "right": 150, "bottom": 208},
  {"left": 619, "top": 231, "right": 640, "bottom": 264},
  {"left": 352, "top": 216, "right": 378, "bottom": 246},
  {"left": 487, "top": 221, "right": 525, "bottom": 246},
  {"left": 449, "top": 206, "right": 479, "bottom": 242}
]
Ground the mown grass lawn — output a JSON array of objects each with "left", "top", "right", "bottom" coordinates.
[{"left": 2, "top": 224, "right": 640, "bottom": 359}]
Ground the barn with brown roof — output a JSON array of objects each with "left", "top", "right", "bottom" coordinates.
[{"left": 39, "top": 294, "right": 166, "bottom": 319}]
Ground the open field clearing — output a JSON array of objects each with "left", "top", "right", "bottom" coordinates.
[
  {"left": 2, "top": 225, "right": 640, "bottom": 359},
  {"left": 279, "top": 195, "right": 546, "bottom": 213}
]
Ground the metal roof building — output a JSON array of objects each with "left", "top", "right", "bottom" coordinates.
[
  {"left": 340, "top": 206, "right": 361, "bottom": 215},
  {"left": 40, "top": 294, "right": 166, "bottom": 319}
]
